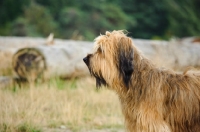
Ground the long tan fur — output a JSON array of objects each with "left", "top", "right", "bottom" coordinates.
[{"left": 83, "top": 30, "right": 200, "bottom": 132}]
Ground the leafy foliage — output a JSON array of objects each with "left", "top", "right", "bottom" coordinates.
[
  {"left": 115, "top": 0, "right": 169, "bottom": 39},
  {"left": 0, "top": 0, "right": 199, "bottom": 40},
  {"left": 0, "top": 0, "right": 30, "bottom": 25},
  {"left": 165, "top": 0, "right": 200, "bottom": 37},
  {"left": 24, "top": 2, "right": 59, "bottom": 37}
]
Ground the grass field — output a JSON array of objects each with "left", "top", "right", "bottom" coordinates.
[{"left": 0, "top": 77, "right": 124, "bottom": 132}]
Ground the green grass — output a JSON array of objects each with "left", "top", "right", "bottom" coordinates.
[
  {"left": 0, "top": 123, "right": 42, "bottom": 132},
  {"left": 48, "top": 78, "right": 78, "bottom": 90},
  {"left": 17, "top": 123, "right": 42, "bottom": 132}
]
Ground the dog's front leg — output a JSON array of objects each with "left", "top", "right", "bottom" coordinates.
[
  {"left": 134, "top": 105, "right": 171, "bottom": 132},
  {"left": 123, "top": 102, "right": 172, "bottom": 132}
]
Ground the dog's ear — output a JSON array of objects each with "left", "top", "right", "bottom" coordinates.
[{"left": 118, "top": 37, "right": 134, "bottom": 87}]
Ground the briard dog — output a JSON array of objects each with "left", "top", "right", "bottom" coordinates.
[{"left": 83, "top": 30, "right": 200, "bottom": 132}]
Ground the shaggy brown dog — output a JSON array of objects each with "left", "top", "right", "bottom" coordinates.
[{"left": 83, "top": 30, "right": 200, "bottom": 132}]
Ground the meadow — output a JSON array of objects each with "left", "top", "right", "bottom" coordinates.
[{"left": 0, "top": 77, "right": 124, "bottom": 132}]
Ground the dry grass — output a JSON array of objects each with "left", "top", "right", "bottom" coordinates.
[
  {"left": 0, "top": 51, "right": 13, "bottom": 76},
  {"left": 0, "top": 77, "right": 124, "bottom": 132}
]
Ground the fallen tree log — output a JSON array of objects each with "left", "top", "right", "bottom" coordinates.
[
  {"left": 0, "top": 34, "right": 198, "bottom": 81},
  {"left": 153, "top": 40, "right": 200, "bottom": 70},
  {"left": 12, "top": 40, "right": 92, "bottom": 81},
  {"left": 12, "top": 38, "right": 200, "bottom": 81}
]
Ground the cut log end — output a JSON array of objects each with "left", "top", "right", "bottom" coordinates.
[{"left": 12, "top": 48, "right": 46, "bottom": 81}]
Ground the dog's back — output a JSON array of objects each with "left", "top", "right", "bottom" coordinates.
[{"left": 164, "top": 70, "right": 200, "bottom": 132}]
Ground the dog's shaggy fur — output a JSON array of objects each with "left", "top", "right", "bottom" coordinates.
[{"left": 83, "top": 30, "right": 200, "bottom": 132}]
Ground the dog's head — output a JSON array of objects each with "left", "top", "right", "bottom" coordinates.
[{"left": 83, "top": 30, "right": 134, "bottom": 88}]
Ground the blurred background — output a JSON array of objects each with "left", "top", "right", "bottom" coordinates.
[{"left": 0, "top": 0, "right": 200, "bottom": 40}]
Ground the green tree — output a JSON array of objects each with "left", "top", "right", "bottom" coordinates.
[
  {"left": 166, "top": 0, "right": 200, "bottom": 37},
  {"left": 0, "top": 0, "right": 30, "bottom": 25},
  {"left": 23, "top": 2, "right": 59, "bottom": 37},
  {"left": 58, "top": 7, "right": 90, "bottom": 39},
  {"left": 34, "top": 0, "right": 73, "bottom": 18},
  {"left": 0, "top": 0, "right": 30, "bottom": 35},
  {"left": 57, "top": 1, "right": 134, "bottom": 40},
  {"left": 115, "top": 0, "right": 169, "bottom": 39},
  {"left": 11, "top": 17, "right": 28, "bottom": 36},
  {"left": 3, "top": 0, "right": 199, "bottom": 40}
]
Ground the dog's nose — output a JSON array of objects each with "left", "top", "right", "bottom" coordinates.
[
  {"left": 83, "top": 57, "right": 88, "bottom": 64},
  {"left": 83, "top": 54, "right": 92, "bottom": 65}
]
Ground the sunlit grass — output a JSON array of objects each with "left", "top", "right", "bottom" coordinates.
[
  {"left": 0, "top": 77, "right": 124, "bottom": 132},
  {"left": 0, "top": 51, "right": 13, "bottom": 76}
]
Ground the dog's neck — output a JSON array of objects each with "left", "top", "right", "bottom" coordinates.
[{"left": 116, "top": 52, "right": 172, "bottom": 98}]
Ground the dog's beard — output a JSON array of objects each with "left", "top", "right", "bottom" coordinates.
[
  {"left": 87, "top": 66, "right": 107, "bottom": 88},
  {"left": 93, "top": 74, "right": 107, "bottom": 88}
]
